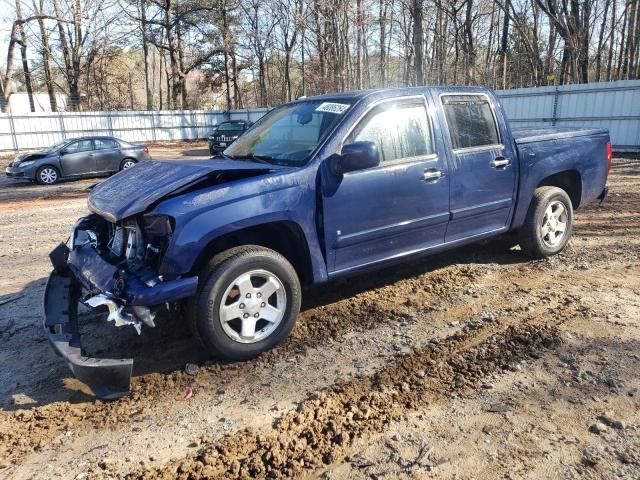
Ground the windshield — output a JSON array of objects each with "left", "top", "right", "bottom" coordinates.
[
  {"left": 217, "top": 121, "right": 246, "bottom": 132},
  {"left": 44, "top": 139, "right": 70, "bottom": 152},
  {"left": 224, "top": 99, "right": 354, "bottom": 166}
]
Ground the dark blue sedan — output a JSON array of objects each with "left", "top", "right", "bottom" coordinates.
[{"left": 5, "top": 136, "right": 151, "bottom": 185}]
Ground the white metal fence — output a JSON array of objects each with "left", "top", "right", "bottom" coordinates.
[
  {"left": 1, "top": 80, "right": 638, "bottom": 153},
  {"left": 495, "top": 80, "right": 640, "bottom": 152},
  {"left": 0, "top": 108, "right": 270, "bottom": 152}
]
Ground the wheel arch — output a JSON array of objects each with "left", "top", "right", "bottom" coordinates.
[
  {"left": 536, "top": 169, "right": 582, "bottom": 210},
  {"left": 190, "top": 221, "right": 315, "bottom": 286},
  {"left": 512, "top": 168, "right": 583, "bottom": 230}
]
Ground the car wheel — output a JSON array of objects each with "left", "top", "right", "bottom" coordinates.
[
  {"left": 191, "top": 246, "right": 301, "bottom": 360},
  {"left": 36, "top": 165, "right": 60, "bottom": 185},
  {"left": 518, "top": 186, "right": 573, "bottom": 259},
  {"left": 209, "top": 147, "right": 216, "bottom": 156},
  {"left": 120, "top": 158, "right": 137, "bottom": 170}
]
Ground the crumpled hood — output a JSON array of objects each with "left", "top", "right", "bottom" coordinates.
[
  {"left": 88, "top": 159, "right": 285, "bottom": 222},
  {"left": 11, "top": 152, "right": 50, "bottom": 166}
]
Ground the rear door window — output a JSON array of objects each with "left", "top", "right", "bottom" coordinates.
[
  {"left": 95, "top": 138, "right": 119, "bottom": 150},
  {"left": 442, "top": 95, "right": 500, "bottom": 150},
  {"left": 347, "top": 101, "right": 434, "bottom": 163}
]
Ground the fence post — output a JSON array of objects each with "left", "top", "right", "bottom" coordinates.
[
  {"left": 58, "top": 112, "right": 66, "bottom": 140},
  {"left": 151, "top": 112, "right": 157, "bottom": 142},
  {"left": 107, "top": 111, "right": 114, "bottom": 136},
  {"left": 551, "top": 85, "right": 560, "bottom": 126},
  {"left": 8, "top": 112, "right": 18, "bottom": 152}
]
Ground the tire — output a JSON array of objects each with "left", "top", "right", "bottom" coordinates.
[
  {"left": 518, "top": 186, "right": 573, "bottom": 259},
  {"left": 120, "top": 158, "right": 137, "bottom": 170},
  {"left": 209, "top": 147, "right": 216, "bottom": 156},
  {"left": 190, "top": 246, "right": 301, "bottom": 360},
  {"left": 36, "top": 165, "right": 60, "bottom": 185}
]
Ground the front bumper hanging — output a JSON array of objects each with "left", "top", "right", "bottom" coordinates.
[
  {"left": 44, "top": 268, "right": 133, "bottom": 400},
  {"left": 44, "top": 239, "right": 198, "bottom": 400}
]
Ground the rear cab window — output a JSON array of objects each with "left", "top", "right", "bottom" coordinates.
[
  {"left": 347, "top": 99, "right": 434, "bottom": 163},
  {"left": 441, "top": 94, "right": 500, "bottom": 150}
]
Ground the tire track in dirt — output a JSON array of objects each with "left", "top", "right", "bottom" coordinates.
[
  {"left": 0, "top": 244, "right": 587, "bottom": 472},
  {"left": 118, "top": 320, "right": 564, "bottom": 479},
  {"left": 94, "top": 271, "right": 589, "bottom": 479},
  {"left": 0, "top": 259, "right": 483, "bottom": 466}
]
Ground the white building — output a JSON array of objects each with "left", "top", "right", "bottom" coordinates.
[{"left": 8, "top": 93, "right": 67, "bottom": 113}]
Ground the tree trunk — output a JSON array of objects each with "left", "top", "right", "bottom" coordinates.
[
  {"left": 595, "top": 0, "right": 611, "bottom": 81},
  {"left": 411, "top": 0, "right": 424, "bottom": 85},
  {"left": 140, "top": 0, "right": 152, "bottom": 110},
  {"left": 33, "top": 0, "right": 57, "bottom": 111},
  {"left": 500, "top": 0, "right": 510, "bottom": 89},
  {"left": 379, "top": 0, "right": 387, "bottom": 87},
  {"left": 14, "top": 0, "right": 34, "bottom": 112}
]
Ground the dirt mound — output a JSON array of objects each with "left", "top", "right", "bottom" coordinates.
[{"left": 120, "top": 321, "right": 560, "bottom": 479}]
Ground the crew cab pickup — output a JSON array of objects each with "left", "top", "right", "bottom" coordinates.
[{"left": 45, "top": 87, "right": 610, "bottom": 398}]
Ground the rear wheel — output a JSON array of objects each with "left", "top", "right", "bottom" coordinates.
[
  {"left": 120, "top": 158, "right": 137, "bottom": 170},
  {"left": 36, "top": 165, "right": 60, "bottom": 185},
  {"left": 190, "top": 246, "right": 301, "bottom": 360},
  {"left": 519, "top": 186, "right": 573, "bottom": 258}
]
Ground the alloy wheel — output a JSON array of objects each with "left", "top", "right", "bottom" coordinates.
[
  {"left": 541, "top": 200, "right": 568, "bottom": 247},
  {"left": 218, "top": 269, "right": 286, "bottom": 344}
]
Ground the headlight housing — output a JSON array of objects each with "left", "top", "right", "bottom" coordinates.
[
  {"left": 18, "top": 161, "right": 35, "bottom": 167},
  {"left": 140, "top": 214, "right": 174, "bottom": 267}
]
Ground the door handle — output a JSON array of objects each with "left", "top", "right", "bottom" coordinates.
[
  {"left": 423, "top": 169, "right": 443, "bottom": 182},
  {"left": 490, "top": 157, "right": 510, "bottom": 168}
]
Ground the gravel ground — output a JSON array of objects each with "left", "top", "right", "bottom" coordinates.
[{"left": 0, "top": 154, "right": 638, "bottom": 480}]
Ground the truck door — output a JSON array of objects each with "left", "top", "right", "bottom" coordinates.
[
  {"left": 438, "top": 93, "right": 517, "bottom": 242},
  {"left": 322, "top": 96, "right": 450, "bottom": 275}
]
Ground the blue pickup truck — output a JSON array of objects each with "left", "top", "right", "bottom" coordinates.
[{"left": 45, "top": 87, "right": 610, "bottom": 398}]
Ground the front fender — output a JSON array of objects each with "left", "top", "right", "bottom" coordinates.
[{"left": 157, "top": 183, "right": 328, "bottom": 283}]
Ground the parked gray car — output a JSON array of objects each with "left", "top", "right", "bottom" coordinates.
[{"left": 5, "top": 136, "right": 151, "bottom": 185}]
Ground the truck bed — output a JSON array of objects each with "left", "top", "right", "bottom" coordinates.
[{"left": 512, "top": 127, "right": 608, "bottom": 145}]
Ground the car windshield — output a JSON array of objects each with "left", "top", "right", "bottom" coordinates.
[
  {"left": 224, "top": 99, "right": 354, "bottom": 166},
  {"left": 217, "top": 121, "right": 246, "bottom": 132},
  {"left": 44, "top": 139, "right": 70, "bottom": 152}
]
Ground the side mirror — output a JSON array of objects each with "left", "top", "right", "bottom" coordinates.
[{"left": 332, "top": 141, "right": 381, "bottom": 175}]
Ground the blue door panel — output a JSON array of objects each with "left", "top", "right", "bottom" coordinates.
[
  {"left": 431, "top": 91, "right": 518, "bottom": 243},
  {"left": 323, "top": 156, "right": 450, "bottom": 274},
  {"left": 445, "top": 147, "right": 516, "bottom": 241}
]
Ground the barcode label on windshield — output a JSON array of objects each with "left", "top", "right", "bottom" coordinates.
[{"left": 315, "top": 102, "right": 350, "bottom": 114}]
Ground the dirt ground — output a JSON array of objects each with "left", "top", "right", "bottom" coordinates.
[{"left": 0, "top": 151, "right": 638, "bottom": 480}]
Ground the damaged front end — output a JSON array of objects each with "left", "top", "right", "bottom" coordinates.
[{"left": 44, "top": 213, "right": 197, "bottom": 400}]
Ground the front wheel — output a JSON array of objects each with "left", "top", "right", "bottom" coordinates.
[
  {"left": 191, "top": 246, "right": 301, "bottom": 360},
  {"left": 36, "top": 165, "right": 60, "bottom": 185},
  {"left": 518, "top": 186, "right": 574, "bottom": 259}
]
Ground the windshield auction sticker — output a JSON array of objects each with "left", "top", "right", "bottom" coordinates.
[{"left": 315, "top": 102, "right": 350, "bottom": 114}]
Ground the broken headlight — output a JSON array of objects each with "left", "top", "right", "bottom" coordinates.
[{"left": 140, "top": 214, "right": 174, "bottom": 267}]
